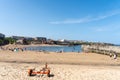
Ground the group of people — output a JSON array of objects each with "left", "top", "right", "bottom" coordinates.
[{"left": 9, "top": 48, "right": 24, "bottom": 52}]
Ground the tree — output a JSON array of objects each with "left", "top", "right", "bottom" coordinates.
[
  {"left": 0, "top": 39, "right": 4, "bottom": 45},
  {"left": 4, "top": 37, "right": 16, "bottom": 44},
  {"left": 23, "top": 38, "right": 28, "bottom": 45}
]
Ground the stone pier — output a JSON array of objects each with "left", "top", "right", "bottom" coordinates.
[{"left": 81, "top": 45, "right": 120, "bottom": 56}]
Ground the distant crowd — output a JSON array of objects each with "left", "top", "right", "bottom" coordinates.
[{"left": 0, "top": 46, "right": 25, "bottom": 52}]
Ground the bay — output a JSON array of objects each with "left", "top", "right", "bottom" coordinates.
[{"left": 25, "top": 45, "right": 81, "bottom": 52}]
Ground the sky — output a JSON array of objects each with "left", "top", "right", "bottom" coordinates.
[{"left": 0, "top": 0, "right": 120, "bottom": 44}]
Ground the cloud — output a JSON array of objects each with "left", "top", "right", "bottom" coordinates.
[
  {"left": 49, "top": 17, "right": 90, "bottom": 24},
  {"left": 92, "top": 10, "right": 120, "bottom": 21},
  {"left": 49, "top": 10, "right": 120, "bottom": 24}
]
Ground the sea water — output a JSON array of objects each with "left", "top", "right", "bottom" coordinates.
[{"left": 25, "top": 45, "right": 81, "bottom": 52}]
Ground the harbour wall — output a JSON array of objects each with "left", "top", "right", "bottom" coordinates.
[{"left": 81, "top": 45, "right": 120, "bottom": 56}]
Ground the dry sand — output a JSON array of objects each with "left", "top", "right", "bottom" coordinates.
[
  {"left": 0, "top": 44, "right": 120, "bottom": 80},
  {"left": 0, "top": 62, "right": 120, "bottom": 80}
]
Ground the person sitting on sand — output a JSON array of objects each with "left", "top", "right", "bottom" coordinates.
[{"left": 109, "top": 53, "right": 112, "bottom": 58}]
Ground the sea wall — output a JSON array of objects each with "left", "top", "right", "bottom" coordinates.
[{"left": 81, "top": 45, "right": 120, "bottom": 56}]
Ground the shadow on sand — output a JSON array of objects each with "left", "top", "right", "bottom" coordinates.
[{"left": 28, "top": 74, "right": 54, "bottom": 77}]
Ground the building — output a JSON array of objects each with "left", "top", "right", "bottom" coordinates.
[
  {"left": 16, "top": 39, "right": 24, "bottom": 44},
  {"left": 34, "top": 37, "right": 47, "bottom": 44},
  {"left": 0, "top": 33, "right": 5, "bottom": 39},
  {"left": 11, "top": 36, "right": 24, "bottom": 40},
  {"left": 54, "top": 39, "right": 70, "bottom": 45},
  {"left": 25, "top": 37, "right": 34, "bottom": 41}
]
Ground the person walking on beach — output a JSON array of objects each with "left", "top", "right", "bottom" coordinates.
[{"left": 113, "top": 52, "right": 117, "bottom": 60}]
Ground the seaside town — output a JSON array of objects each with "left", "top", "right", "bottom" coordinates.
[{"left": 0, "top": 33, "right": 119, "bottom": 55}]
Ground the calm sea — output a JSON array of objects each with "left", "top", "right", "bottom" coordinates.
[{"left": 25, "top": 45, "right": 81, "bottom": 52}]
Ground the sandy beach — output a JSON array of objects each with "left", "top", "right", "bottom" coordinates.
[
  {"left": 1, "top": 0, "right": 120, "bottom": 79},
  {"left": 0, "top": 45, "right": 120, "bottom": 80}
]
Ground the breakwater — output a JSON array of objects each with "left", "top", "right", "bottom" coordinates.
[{"left": 81, "top": 45, "right": 120, "bottom": 56}]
